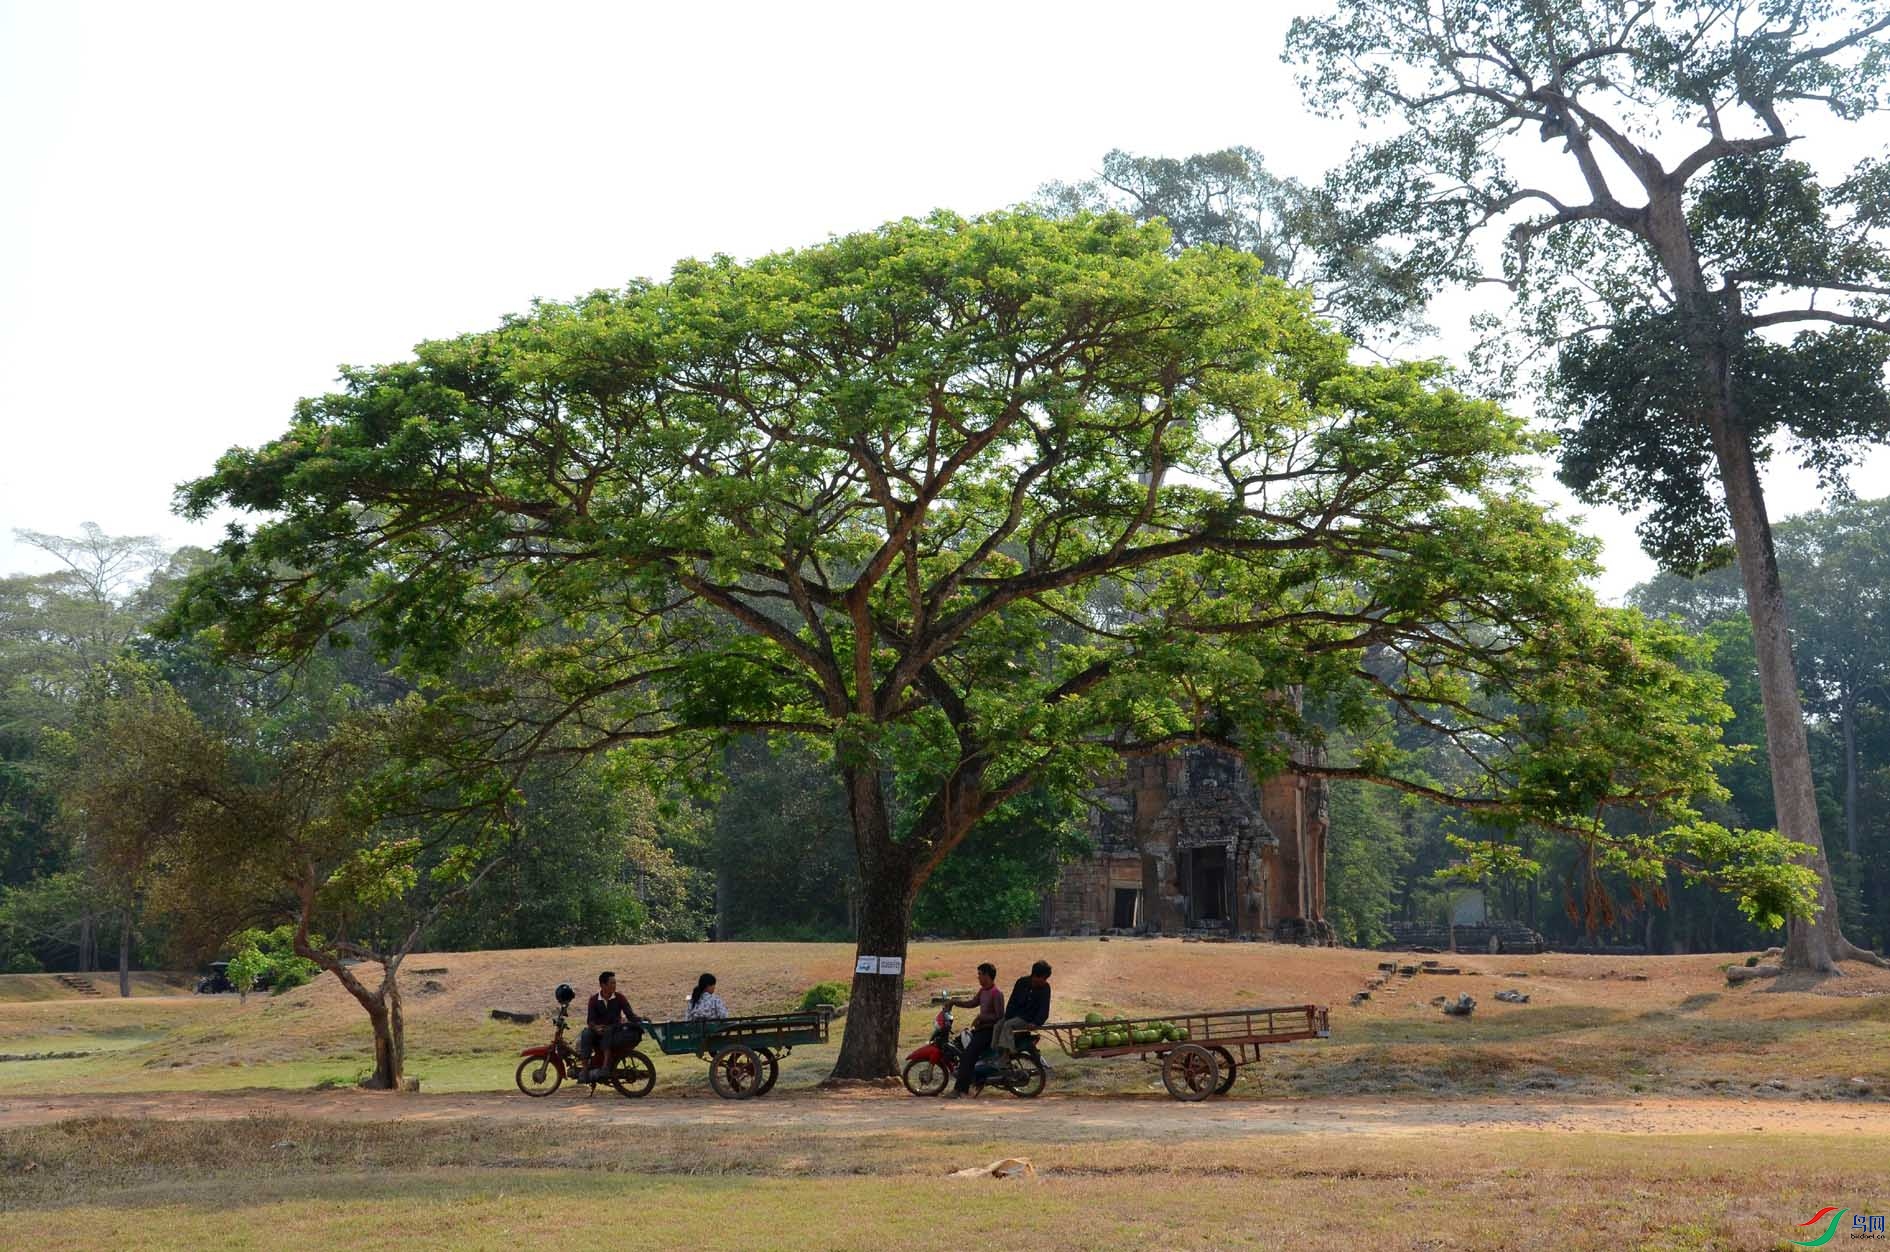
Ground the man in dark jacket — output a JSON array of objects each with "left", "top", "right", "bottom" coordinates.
[
  {"left": 994, "top": 960, "right": 1052, "bottom": 1057},
  {"left": 578, "top": 970, "right": 641, "bottom": 1082}
]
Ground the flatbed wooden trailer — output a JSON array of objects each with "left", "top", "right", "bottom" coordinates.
[{"left": 1039, "top": 1003, "right": 1330, "bottom": 1101}]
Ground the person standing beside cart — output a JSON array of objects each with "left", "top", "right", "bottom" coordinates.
[{"left": 945, "top": 962, "right": 1004, "bottom": 1097}]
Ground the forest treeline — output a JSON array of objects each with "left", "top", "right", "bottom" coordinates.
[{"left": 4, "top": 498, "right": 1884, "bottom": 978}]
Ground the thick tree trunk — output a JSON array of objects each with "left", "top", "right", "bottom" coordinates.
[
  {"left": 829, "top": 766, "right": 916, "bottom": 1080},
  {"left": 117, "top": 913, "right": 132, "bottom": 998},
  {"left": 1704, "top": 415, "right": 1885, "bottom": 972}
]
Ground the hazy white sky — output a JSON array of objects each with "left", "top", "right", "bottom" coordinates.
[{"left": 1, "top": 1, "right": 1882, "bottom": 601}]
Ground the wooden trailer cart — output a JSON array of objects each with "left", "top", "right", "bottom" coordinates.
[
  {"left": 1039, "top": 1004, "right": 1330, "bottom": 1101},
  {"left": 641, "top": 1007, "right": 834, "bottom": 1099}
]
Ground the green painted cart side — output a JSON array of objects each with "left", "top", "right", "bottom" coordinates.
[
  {"left": 642, "top": 1009, "right": 832, "bottom": 1057},
  {"left": 639, "top": 1007, "right": 835, "bottom": 1099}
]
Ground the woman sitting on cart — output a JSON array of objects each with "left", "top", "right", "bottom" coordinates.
[{"left": 686, "top": 972, "right": 728, "bottom": 1021}]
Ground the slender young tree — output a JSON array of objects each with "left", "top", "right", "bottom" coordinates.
[
  {"left": 1289, "top": 0, "right": 1890, "bottom": 972},
  {"left": 149, "top": 703, "right": 512, "bottom": 1090},
  {"left": 169, "top": 211, "right": 1808, "bottom": 1077}
]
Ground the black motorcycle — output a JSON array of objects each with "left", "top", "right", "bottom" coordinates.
[{"left": 969, "top": 1031, "right": 1047, "bottom": 1099}]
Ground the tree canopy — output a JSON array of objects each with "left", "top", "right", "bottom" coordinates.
[{"left": 170, "top": 209, "right": 1807, "bottom": 1075}]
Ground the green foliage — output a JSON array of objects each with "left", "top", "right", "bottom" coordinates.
[
  {"left": 0, "top": 871, "right": 88, "bottom": 972},
  {"left": 0, "top": 527, "right": 182, "bottom": 970},
  {"left": 709, "top": 738, "right": 855, "bottom": 942},
  {"left": 1552, "top": 307, "right": 1890, "bottom": 571},
  {"left": 224, "top": 925, "right": 318, "bottom": 996},
  {"left": 1039, "top": 147, "right": 1427, "bottom": 339},
  {"left": 425, "top": 756, "right": 711, "bottom": 950},
  {"left": 1324, "top": 778, "right": 1405, "bottom": 946},
  {"left": 913, "top": 790, "right": 1090, "bottom": 937},
  {"left": 797, "top": 981, "right": 849, "bottom": 1012},
  {"left": 1629, "top": 498, "right": 1890, "bottom": 951}
]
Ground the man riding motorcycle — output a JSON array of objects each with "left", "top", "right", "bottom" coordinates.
[{"left": 577, "top": 970, "right": 641, "bottom": 1082}]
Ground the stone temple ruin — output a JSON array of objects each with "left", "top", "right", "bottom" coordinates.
[{"left": 1042, "top": 745, "right": 1333, "bottom": 942}]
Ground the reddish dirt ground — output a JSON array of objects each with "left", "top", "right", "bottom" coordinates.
[{"left": 2, "top": 1086, "right": 1883, "bottom": 1139}]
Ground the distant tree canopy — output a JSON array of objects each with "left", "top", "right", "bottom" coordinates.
[
  {"left": 1039, "top": 147, "right": 1429, "bottom": 341},
  {"left": 1631, "top": 497, "right": 1890, "bottom": 953},
  {"left": 170, "top": 209, "right": 1805, "bottom": 1076},
  {"left": 0, "top": 526, "right": 189, "bottom": 976}
]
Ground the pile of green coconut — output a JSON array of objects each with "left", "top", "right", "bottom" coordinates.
[{"left": 1071, "top": 1012, "right": 1190, "bottom": 1050}]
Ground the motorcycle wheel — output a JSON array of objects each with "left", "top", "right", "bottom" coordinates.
[
  {"left": 1005, "top": 1052, "right": 1047, "bottom": 1099},
  {"left": 902, "top": 1056, "right": 949, "bottom": 1096},
  {"left": 609, "top": 1050, "right": 656, "bottom": 1099},
  {"left": 515, "top": 1054, "right": 563, "bottom": 1097}
]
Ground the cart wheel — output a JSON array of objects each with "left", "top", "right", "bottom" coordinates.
[
  {"left": 901, "top": 1057, "right": 948, "bottom": 1097},
  {"left": 514, "top": 1055, "right": 563, "bottom": 1098},
  {"left": 1006, "top": 1052, "right": 1047, "bottom": 1099},
  {"left": 1161, "top": 1044, "right": 1220, "bottom": 1102},
  {"left": 709, "top": 1044, "right": 764, "bottom": 1099},
  {"left": 609, "top": 1050, "right": 656, "bottom": 1099},
  {"left": 1210, "top": 1047, "right": 1238, "bottom": 1095},
  {"left": 756, "top": 1047, "right": 780, "bottom": 1096}
]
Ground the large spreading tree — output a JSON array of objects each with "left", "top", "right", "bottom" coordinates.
[
  {"left": 1289, "top": 0, "right": 1890, "bottom": 972},
  {"left": 171, "top": 211, "right": 1807, "bottom": 1078}
]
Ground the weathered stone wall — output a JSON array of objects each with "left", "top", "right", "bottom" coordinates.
[{"left": 1044, "top": 745, "right": 1332, "bottom": 942}]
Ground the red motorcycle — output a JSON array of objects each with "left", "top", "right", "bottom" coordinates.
[
  {"left": 901, "top": 1000, "right": 1048, "bottom": 1098},
  {"left": 514, "top": 985, "right": 655, "bottom": 1099},
  {"left": 901, "top": 1001, "right": 963, "bottom": 1096}
]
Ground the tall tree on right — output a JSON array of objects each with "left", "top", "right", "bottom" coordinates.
[{"left": 1289, "top": 0, "right": 1890, "bottom": 973}]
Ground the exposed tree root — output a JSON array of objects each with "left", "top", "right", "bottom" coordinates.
[{"left": 1837, "top": 939, "right": 1890, "bottom": 969}]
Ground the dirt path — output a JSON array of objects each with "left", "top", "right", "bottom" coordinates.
[{"left": 1, "top": 1087, "right": 1883, "bottom": 1139}]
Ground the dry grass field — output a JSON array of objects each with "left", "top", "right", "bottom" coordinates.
[
  {"left": 3, "top": 938, "right": 1886, "bottom": 1099},
  {"left": 3, "top": 940, "right": 1887, "bottom": 1250}
]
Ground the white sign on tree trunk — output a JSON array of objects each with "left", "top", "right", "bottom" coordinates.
[
  {"left": 855, "top": 955, "right": 879, "bottom": 974},
  {"left": 879, "top": 957, "right": 903, "bottom": 976}
]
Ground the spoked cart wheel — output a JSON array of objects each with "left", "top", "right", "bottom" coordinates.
[
  {"left": 1161, "top": 1044, "right": 1221, "bottom": 1102},
  {"left": 1210, "top": 1046, "right": 1238, "bottom": 1095},
  {"left": 755, "top": 1047, "right": 780, "bottom": 1096},
  {"left": 515, "top": 1055, "right": 563, "bottom": 1097},
  {"left": 609, "top": 1050, "right": 657, "bottom": 1098},
  {"left": 709, "top": 1044, "right": 765, "bottom": 1099}
]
